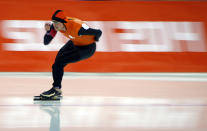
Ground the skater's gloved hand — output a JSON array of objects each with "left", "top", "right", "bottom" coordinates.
[
  {"left": 45, "top": 22, "right": 51, "bottom": 31},
  {"left": 94, "top": 29, "right": 102, "bottom": 42},
  {"left": 43, "top": 23, "right": 57, "bottom": 45}
]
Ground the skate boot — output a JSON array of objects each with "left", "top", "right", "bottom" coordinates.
[
  {"left": 40, "top": 87, "right": 62, "bottom": 98},
  {"left": 34, "top": 87, "right": 62, "bottom": 101}
]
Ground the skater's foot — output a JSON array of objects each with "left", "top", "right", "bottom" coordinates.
[{"left": 40, "top": 87, "right": 62, "bottom": 98}]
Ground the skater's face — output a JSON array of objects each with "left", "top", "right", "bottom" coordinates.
[{"left": 52, "top": 20, "right": 65, "bottom": 31}]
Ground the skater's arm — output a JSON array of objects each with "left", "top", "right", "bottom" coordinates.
[
  {"left": 44, "top": 24, "right": 57, "bottom": 45},
  {"left": 78, "top": 24, "right": 102, "bottom": 41}
]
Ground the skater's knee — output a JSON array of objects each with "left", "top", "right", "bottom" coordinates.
[{"left": 52, "top": 62, "right": 64, "bottom": 70}]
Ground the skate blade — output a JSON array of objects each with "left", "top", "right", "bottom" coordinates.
[{"left": 33, "top": 96, "right": 61, "bottom": 101}]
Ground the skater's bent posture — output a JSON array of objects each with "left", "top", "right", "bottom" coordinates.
[{"left": 40, "top": 10, "right": 102, "bottom": 98}]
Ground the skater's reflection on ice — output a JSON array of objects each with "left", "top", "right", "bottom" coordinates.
[{"left": 34, "top": 101, "right": 61, "bottom": 131}]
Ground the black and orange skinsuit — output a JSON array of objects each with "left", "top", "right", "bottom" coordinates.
[{"left": 44, "top": 10, "right": 102, "bottom": 89}]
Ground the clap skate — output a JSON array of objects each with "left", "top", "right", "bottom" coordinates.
[{"left": 34, "top": 87, "right": 62, "bottom": 101}]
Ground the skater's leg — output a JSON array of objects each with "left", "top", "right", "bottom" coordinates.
[
  {"left": 52, "top": 40, "right": 81, "bottom": 89},
  {"left": 52, "top": 42, "right": 96, "bottom": 89},
  {"left": 40, "top": 40, "right": 80, "bottom": 98},
  {"left": 39, "top": 41, "right": 96, "bottom": 99}
]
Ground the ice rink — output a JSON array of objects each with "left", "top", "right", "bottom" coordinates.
[{"left": 0, "top": 72, "right": 207, "bottom": 131}]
